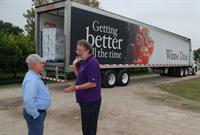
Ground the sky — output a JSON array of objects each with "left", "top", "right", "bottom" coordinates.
[{"left": 0, "top": 0, "right": 199, "bottom": 49}]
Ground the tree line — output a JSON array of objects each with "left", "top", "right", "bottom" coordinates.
[
  {"left": 0, "top": 0, "right": 99, "bottom": 79},
  {"left": 0, "top": 20, "right": 35, "bottom": 78}
]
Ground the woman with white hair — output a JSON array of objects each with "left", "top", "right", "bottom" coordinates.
[{"left": 22, "top": 54, "right": 51, "bottom": 135}]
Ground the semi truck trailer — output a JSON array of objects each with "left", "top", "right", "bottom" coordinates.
[{"left": 35, "top": 0, "right": 197, "bottom": 87}]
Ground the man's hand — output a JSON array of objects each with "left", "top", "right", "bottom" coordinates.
[
  {"left": 72, "top": 58, "right": 79, "bottom": 67},
  {"left": 63, "top": 85, "right": 76, "bottom": 93},
  {"left": 72, "top": 58, "right": 80, "bottom": 77}
]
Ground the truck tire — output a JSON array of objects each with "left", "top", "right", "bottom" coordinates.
[
  {"left": 177, "top": 68, "right": 184, "bottom": 77},
  {"left": 164, "top": 68, "right": 169, "bottom": 75},
  {"left": 183, "top": 68, "right": 188, "bottom": 76},
  {"left": 160, "top": 73, "right": 163, "bottom": 76},
  {"left": 192, "top": 68, "right": 197, "bottom": 75},
  {"left": 102, "top": 70, "right": 116, "bottom": 88},
  {"left": 117, "top": 69, "right": 130, "bottom": 86},
  {"left": 160, "top": 68, "right": 168, "bottom": 76}
]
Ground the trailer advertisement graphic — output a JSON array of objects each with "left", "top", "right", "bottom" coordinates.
[
  {"left": 70, "top": 7, "right": 156, "bottom": 65},
  {"left": 166, "top": 49, "right": 188, "bottom": 61},
  {"left": 85, "top": 20, "right": 123, "bottom": 59},
  {"left": 131, "top": 27, "right": 155, "bottom": 64}
]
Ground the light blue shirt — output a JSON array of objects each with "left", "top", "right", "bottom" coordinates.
[{"left": 22, "top": 70, "right": 51, "bottom": 119}]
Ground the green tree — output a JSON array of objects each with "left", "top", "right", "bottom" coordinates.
[
  {"left": 23, "top": 7, "right": 35, "bottom": 41},
  {"left": 0, "top": 21, "right": 35, "bottom": 78},
  {"left": 0, "top": 20, "right": 23, "bottom": 35},
  {"left": 0, "top": 34, "right": 23, "bottom": 77},
  {"left": 0, "top": 34, "right": 34, "bottom": 78},
  {"left": 193, "top": 48, "right": 200, "bottom": 62}
]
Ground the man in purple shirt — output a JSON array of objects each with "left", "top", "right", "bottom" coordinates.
[{"left": 64, "top": 39, "right": 101, "bottom": 135}]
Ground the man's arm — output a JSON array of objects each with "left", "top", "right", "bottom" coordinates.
[
  {"left": 73, "top": 65, "right": 78, "bottom": 77},
  {"left": 63, "top": 82, "right": 96, "bottom": 93},
  {"left": 23, "top": 79, "right": 40, "bottom": 119},
  {"left": 64, "top": 61, "right": 99, "bottom": 93},
  {"left": 76, "top": 82, "right": 96, "bottom": 90},
  {"left": 72, "top": 58, "right": 79, "bottom": 77}
]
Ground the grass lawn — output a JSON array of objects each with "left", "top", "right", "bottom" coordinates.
[
  {"left": 0, "top": 71, "right": 57, "bottom": 87},
  {"left": 159, "top": 77, "right": 200, "bottom": 111},
  {"left": 160, "top": 77, "right": 200, "bottom": 101},
  {"left": 0, "top": 71, "right": 26, "bottom": 78},
  {"left": 0, "top": 83, "right": 21, "bottom": 89},
  {"left": 0, "top": 71, "right": 26, "bottom": 85}
]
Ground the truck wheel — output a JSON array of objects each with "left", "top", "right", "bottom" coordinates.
[
  {"left": 160, "top": 73, "right": 164, "bottom": 76},
  {"left": 177, "top": 68, "right": 184, "bottom": 77},
  {"left": 160, "top": 68, "right": 168, "bottom": 76},
  {"left": 183, "top": 68, "right": 188, "bottom": 76},
  {"left": 117, "top": 69, "right": 130, "bottom": 86},
  {"left": 192, "top": 68, "right": 197, "bottom": 75},
  {"left": 102, "top": 70, "right": 116, "bottom": 88},
  {"left": 164, "top": 68, "right": 169, "bottom": 75}
]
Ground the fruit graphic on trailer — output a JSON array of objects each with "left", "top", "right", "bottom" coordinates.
[
  {"left": 141, "top": 27, "right": 149, "bottom": 38},
  {"left": 138, "top": 46, "right": 150, "bottom": 64},
  {"left": 132, "top": 26, "right": 155, "bottom": 65},
  {"left": 133, "top": 57, "right": 143, "bottom": 65},
  {"left": 131, "top": 43, "right": 138, "bottom": 59},
  {"left": 134, "top": 34, "right": 145, "bottom": 48},
  {"left": 145, "top": 37, "right": 154, "bottom": 55}
]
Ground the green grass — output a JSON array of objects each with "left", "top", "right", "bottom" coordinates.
[
  {"left": 159, "top": 77, "right": 200, "bottom": 111},
  {"left": 0, "top": 71, "right": 25, "bottom": 85},
  {"left": 0, "top": 71, "right": 57, "bottom": 88},
  {"left": 160, "top": 77, "right": 200, "bottom": 102},
  {"left": 0, "top": 83, "right": 21, "bottom": 89},
  {"left": 0, "top": 71, "right": 26, "bottom": 78},
  {"left": 0, "top": 80, "right": 57, "bottom": 89}
]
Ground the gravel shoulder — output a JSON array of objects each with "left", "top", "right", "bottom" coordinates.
[{"left": 0, "top": 73, "right": 200, "bottom": 135}]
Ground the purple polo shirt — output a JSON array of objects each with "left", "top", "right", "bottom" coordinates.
[{"left": 75, "top": 55, "right": 101, "bottom": 103}]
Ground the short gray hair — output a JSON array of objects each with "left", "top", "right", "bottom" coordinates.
[{"left": 77, "top": 39, "right": 93, "bottom": 54}]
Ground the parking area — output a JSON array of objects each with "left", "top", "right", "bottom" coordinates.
[{"left": 0, "top": 74, "right": 200, "bottom": 135}]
